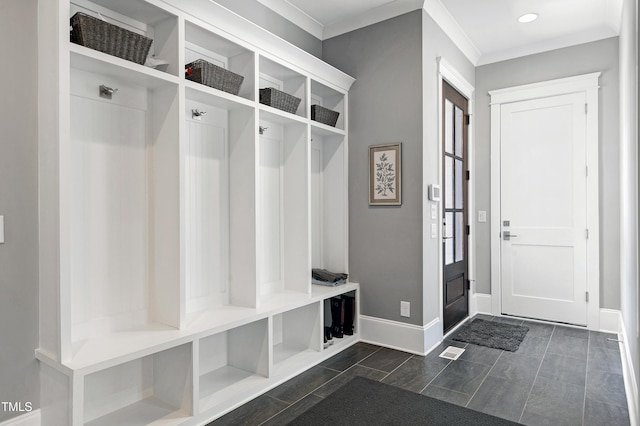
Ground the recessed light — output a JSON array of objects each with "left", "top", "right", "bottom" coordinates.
[{"left": 518, "top": 13, "right": 538, "bottom": 23}]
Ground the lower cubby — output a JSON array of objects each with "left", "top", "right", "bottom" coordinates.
[
  {"left": 83, "top": 344, "right": 192, "bottom": 426},
  {"left": 323, "top": 291, "right": 358, "bottom": 346},
  {"left": 198, "top": 319, "right": 269, "bottom": 412},
  {"left": 272, "top": 303, "right": 322, "bottom": 371}
]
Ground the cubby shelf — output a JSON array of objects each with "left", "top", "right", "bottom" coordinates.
[{"left": 38, "top": 0, "right": 354, "bottom": 424}]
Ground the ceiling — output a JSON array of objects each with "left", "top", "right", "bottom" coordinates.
[{"left": 256, "top": 0, "right": 623, "bottom": 65}]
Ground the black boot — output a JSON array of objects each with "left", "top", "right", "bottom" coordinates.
[
  {"left": 330, "top": 297, "right": 344, "bottom": 338},
  {"left": 343, "top": 295, "right": 355, "bottom": 335},
  {"left": 324, "top": 326, "right": 333, "bottom": 345}
]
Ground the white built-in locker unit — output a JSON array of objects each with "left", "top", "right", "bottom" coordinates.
[{"left": 37, "top": 0, "right": 357, "bottom": 424}]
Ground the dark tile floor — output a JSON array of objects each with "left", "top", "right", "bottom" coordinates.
[{"left": 210, "top": 315, "right": 630, "bottom": 425}]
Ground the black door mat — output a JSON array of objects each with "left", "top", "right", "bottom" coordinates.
[{"left": 452, "top": 319, "right": 529, "bottom": 351}]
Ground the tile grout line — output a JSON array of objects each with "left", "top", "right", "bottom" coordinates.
[
  {"left": 417, "top": 358, "right": 453, "bottom": 394},
  {"left": 464, "top": 349, "right": 504, "bottom": 408},
  {"left": 518, "top": 324, "right": 555, "bottom": 424},
  {"left": 257, "top": 345, "right": 383, "bottom": 425},
  {"left": 379, "top": 354, "right": 415, "bottom": 382},
  {"left": 417, "top": 342, "right": 470, "bottom": 394}
]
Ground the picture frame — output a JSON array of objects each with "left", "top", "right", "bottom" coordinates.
[{"left": 369, "top": 143, "right": 402, "bottom": 205}]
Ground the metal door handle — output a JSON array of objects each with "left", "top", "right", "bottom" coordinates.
[{"left": 503, "top": 231, "right": 518, "bottom": 240}]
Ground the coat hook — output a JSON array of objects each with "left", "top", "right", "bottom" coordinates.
[
  {"left": 192, "top": 109, "right": 207, "bottom": 120},
  {"left": 99, "top": 85, "right": 118, "bottom": 99},
  {"left": 259, "top": 126, "right": 268, "bottom": 135}
]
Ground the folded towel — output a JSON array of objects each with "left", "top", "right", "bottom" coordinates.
[{"left": 312, "top": 268, "right": 348, "bottom": 284}]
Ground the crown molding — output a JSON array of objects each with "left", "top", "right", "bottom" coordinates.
[
  {"left": 323, "top": 0, "right": 423, "bottom": 40},
  {"left": 254, "top": 0, "right": 324, "bottom": 39},
  {"left": 422, "top": 0, "right": 481, "bottom": 65}
]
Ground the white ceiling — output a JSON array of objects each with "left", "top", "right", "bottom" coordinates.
[{"left": 256, "top": 0, "right": 623, "bottom": 65}]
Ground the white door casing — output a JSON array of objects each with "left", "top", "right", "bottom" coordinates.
[{"left": 490, "top": 73, "right": 601, "bottom": 329}]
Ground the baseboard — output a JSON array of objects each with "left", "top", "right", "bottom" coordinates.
[
  {"left": 359, "top": 315, "right": 441, "bottom": 356},
  {"left": 620, "top": 317, "right": 639, "bottom": 426},
  {"left": 470, "top": 293, "right": 492, "bottom": 316},
  {"left": 0, "top": 410, "right": 40, "bottom": 426},
  {"left": 599, "top": 308, "right": 622, "bottom": 333}
]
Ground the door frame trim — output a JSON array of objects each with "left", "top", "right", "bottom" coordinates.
[
  {"left": 489, "top": 72, "right": 601, "bottom": 329},
  {"left": 436, "top": 57, "right": 475, "bottom": 330}
]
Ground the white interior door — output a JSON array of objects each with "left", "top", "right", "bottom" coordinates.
[{"left": 500, "top": 92, "right": 588, "bottom": 325}]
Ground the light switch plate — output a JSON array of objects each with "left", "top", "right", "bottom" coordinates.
[
  {"left": 478, "top": 210, "right": 487, "bottom": 223},
  {"left": 0, "top": 216, "right": 4, "bottom": 244}
]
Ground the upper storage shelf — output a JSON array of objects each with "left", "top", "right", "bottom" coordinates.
[
  {"left": 70, "top": 0, "right": 179, "bottom": 76},
  {"left": 185, "top": 20, "right": 256, "bottom": 101},
  {"left": 310, "top": 80, "right": 346, "bottom": 132},
  {"left": 259, "top": 56, "right": 307, "bottom": 119}
]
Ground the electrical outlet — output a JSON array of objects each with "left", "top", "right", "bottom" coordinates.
[{"left": 400, "top": 301, "right": 410, "bottom": 317}]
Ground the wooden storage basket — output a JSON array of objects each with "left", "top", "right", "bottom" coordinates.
[
  {"left": 70, "top": 12, "right": 153, "bottom": 65},
  {"left": 185, "top": 59, "right": 244, "bottom": 95},
  {"left": 259, "top": 88, "right": 301, "bottom": 114},
  {"left": 311, "top": 105, "right": 340, "bottom": 127}
]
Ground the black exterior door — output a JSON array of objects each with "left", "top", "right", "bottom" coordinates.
[{"left": 442, "top": 81, "right": 469, "bottom": 333}]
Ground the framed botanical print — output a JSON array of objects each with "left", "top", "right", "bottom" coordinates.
[{"left": 369, "top": 143, "right": 402, "bottom": 205}]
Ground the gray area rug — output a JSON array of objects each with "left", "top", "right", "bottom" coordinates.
[
  {"left": 452, "top": 319, "right": 529, "bottom": 351},
  {"left": 287, "top": 376, "right": 519, "bottom": 425}
]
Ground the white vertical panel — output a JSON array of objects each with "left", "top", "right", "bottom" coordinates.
[
  {"left": 282, "top": 124, "right": 310, "bottom": 293},
  {"left": 70, "top": 93, "right": 148, "bottom": 341},
  {"left": 259, "top": 123, "right": 283, "bottom": 294},
  {"left": 320, "top": 137, "right": 347, "bottom": 273},
  {"left": 310, "top": 141, "right": 323, "bottom": 268},
  {"left": 185, "top": 114, "right": 228, "bottom": 313}
]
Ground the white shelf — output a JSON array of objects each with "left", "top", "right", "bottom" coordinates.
[
  {"left": 311, "top": 120, "right": 346, "bottom": 137},
  {"left": 70, "top": 45, "right": 179, "bottom": 89},
  {"left": 199, "top": 367, "right": 265, "bottom": 413},
  {"left": 185, "top": 81, "right": 254, "bottom": 110},
  {"left": 85, "top": 398, "right": 189, "bottom": 426},
  {"left": 50, "top": 285, "right": 357, "bottom": 373},
  {"left": 259, "top": 104, "right": 309, "bottom": 125}
]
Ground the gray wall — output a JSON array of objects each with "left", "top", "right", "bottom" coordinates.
[
  {"left": 0, "top": 0, "right": 40, "bottom": 421},
  {"left": 323, "top": 11, "right": 425, "bottom": 325},
  {"left": 474, "top": 37, "right": 621, "bottom": 309},
  {"left": 619, "top": 0, "right": 639, "bottom": 408},
  {"left": 322, "top": 10, "right": 474, "bottom": 326},
  {"left": 212, "top": 0, "right": 322, "bottom": 58}
]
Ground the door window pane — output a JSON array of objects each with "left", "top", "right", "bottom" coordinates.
[
  {"left": 455, "top": 105, "right": 464, "bottom": 157},
  {"left": 445, "top": 156, "right": 453, "bottom": 209},
  {"left": 455, "top": 212, "right": 464, "bottom": 262},
  {"left": 455, "top": 159, "right": 464, "bottom": 209},
  {"left": 445, "top": 212, "right": 454, "bottom": 265},
  {"left": 445, "top": 100, "right": 453, "bottom": 154}
]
